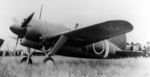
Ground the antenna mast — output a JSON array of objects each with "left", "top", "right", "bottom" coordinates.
[{"left": 39, "top": 4, "right": 43, "bottom": 19}]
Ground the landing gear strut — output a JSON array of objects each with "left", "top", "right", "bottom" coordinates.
[
  {"left": 42, "top": 47, "right": 55, "bottom": 65},
  {"left": 42, "top": 35, "right": 68, "bottom": 64}
]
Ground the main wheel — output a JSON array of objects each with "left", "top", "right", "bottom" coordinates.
[
  {"left": 20, "top": 56, "right": 32, "bottom": 64},
  {"left": 43, "top": 56, "right": 55, "bottom": 65},
  {"left": 20, "top": 56, "right": 27, "bottom": 63},
  {"left": 27, "top": 58, "right": 32, "bottom": 64}
]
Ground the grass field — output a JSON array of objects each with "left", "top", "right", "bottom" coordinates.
[{"left": 0, "top": 56, "right": 150, "bottom": 77}]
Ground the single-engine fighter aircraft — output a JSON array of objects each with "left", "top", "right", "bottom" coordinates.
[{"left": 10, "top": 12, "right": 133, "bottom": 64}]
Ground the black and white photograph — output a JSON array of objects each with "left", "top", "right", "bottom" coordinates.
[{"left": 0, "top": 0, "right": 150, "bottom": 77}]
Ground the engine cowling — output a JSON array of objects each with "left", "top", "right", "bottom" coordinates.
[{"left": 20, "top": 38, "right": 42, "bottom": 49}]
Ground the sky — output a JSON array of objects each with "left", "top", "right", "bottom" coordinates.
[{"left": 0, "top": 0, "right": 150, "bottom": 50}]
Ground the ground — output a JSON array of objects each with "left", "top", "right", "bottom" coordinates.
[{"left": 0, "top": 56, "right": 150, "bottom": 77}]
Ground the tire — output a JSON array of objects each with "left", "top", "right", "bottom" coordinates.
[
  {"left": 20, "top": 57, "right": 32, "bottom": 64},
  {"left": 28, "top": 58, "right": 32, "bottom": 64},
  {"left": 20, "top": 57, "right": 28, "bottom": 63},
  {"left": 43, "top": 57, "right": 55, "bottom": 65}
]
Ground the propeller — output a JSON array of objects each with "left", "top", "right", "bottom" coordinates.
[{"left": 10, "top": 12, "right": 35, "bottom": 50}]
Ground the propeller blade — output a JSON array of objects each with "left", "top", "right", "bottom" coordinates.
[
  {"left": 21, "top": 12, "right": 34, "bottom": 27},
  {"left": 14, "top": 37, "right": 19, "bottom": 50}
]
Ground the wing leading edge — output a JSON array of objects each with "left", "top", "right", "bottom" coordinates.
[{"left": 49, "top": 20, "right": 133, "bottom": 47}]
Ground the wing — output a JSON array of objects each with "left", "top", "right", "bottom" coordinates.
[{"left": 49, "top": 20, "right": 133, "bottom": 47}]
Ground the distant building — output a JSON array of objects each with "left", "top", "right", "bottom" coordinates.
[
  {"left": 130, "top": 42, "right": 134, "bottom": 51},
  {"left": 134, "top": 43, "right": 142, "bottom": 51},
  {"left": 126, "top": 42, "right": 131, "bottom": 50},
  {"left": 143, "top": 42, "right": 150, "bottom": 53},
  {"left": 126, "top": 42, "right": 142, "bottom": 51}
]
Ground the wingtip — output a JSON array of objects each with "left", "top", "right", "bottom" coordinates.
[
  {"left": 108, "top": 20, "right": 134, "bottom": 32},
  {"left": 121, "top": 20, "right": 134, "bottom": 32}
]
